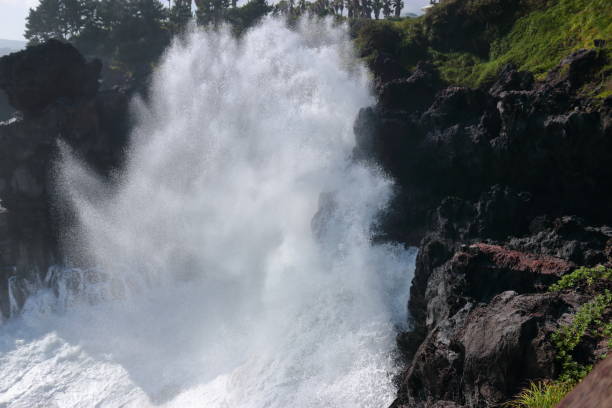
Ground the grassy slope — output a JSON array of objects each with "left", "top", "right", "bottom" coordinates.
[
  {"left": 356, "top": 0, "right": 612, "bottom": 94},
  {"left": 439, "top": 0, "right": 612, "bottom": 90}
]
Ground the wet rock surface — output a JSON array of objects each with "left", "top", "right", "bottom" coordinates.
[{"left": 0, "top": 41, "right": 129, "bottom": 319}]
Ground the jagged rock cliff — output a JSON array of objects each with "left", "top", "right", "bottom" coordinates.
[
  {"left": 356, "top": 51, "right": 612, "bottom": 245},
  {"left": 355, "top": 45, "right": 612, "bottom": 408},
  {"left": 0, "top": 40, "right": 129, "bottom": 319}
]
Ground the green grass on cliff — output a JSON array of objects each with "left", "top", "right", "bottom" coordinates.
[
  {"left": 506, "top": 289, "right": 612, "bottom": 408},
  {"left": 356, "top": 0, "right": 612, "bottom": 91},
  {"left": 505, "top": 380, "right": 574, "bottom": 408},
  {"left": 551, "top": 290, "right": 612, "bottom": 382},
  {"left": 440, "top": 0, "right": 612, "bottom": 88},
  {"left": 506, "top": 267, "right": 612, "bottom": 408}
]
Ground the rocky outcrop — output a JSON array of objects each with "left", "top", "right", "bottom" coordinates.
[
  {"left": 356, "top": 46, "right": 612, "bottom": 407},
  {"left": 0, "top": 40, "right": 129, "bottom": 319},
  {"left": 0, "top": 40, "right": 102, "bottom": 115},
  {"left": 392, "top": 190, "right": 612, "bottom": 407},
  {"left": 356, "top": 55, "right": 612, "bottom": 246}
]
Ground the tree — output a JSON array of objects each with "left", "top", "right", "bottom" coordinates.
[
  {"left": 170, "top": 0, "right": 193, "bottom": 32},
  {"left": 25, "top": 0, "right": 62, "bottom": 43},
  {"left": 310, "top": 0, "right": 332, "bottom": 16},
  {"left": 345, "top": 0, "right": 354, "bottom": 18},
  {"left": 25, "top": 0, "right": 93, "bottom": 44},
  {"left": 111, "top": 0, "right": 169, "bottom": 78},
  {"left": 195, "top": 0, "right": 230, "bottom": 26},
  {"left": 332, "top": 0, "right": 343, "bottom": 16},
  {"left": 382, "top": 0, "right": 391, "bottom": 18},
  {"left": 62, "top": 0, "right": 95, "bottom": 37},
  {"left": 361, "top": 0, "right": 372, "bottom": 18},
  {"left": 226, "top": 0, "right": 271, "bottom": 35},
  {"left": 392, "top": 0, "right": 402, "bottom": 17},
  {"left": 372, "top": 0, "right": 382, "bottom": 19}
]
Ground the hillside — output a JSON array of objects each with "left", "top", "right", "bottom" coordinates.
[{"left": 355, "top": 0, "right": 611, "bottom": 96}]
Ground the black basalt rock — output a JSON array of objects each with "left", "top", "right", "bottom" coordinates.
[
  {"left": 379, "top": 62, "right": 443, "bottom": 112},
  {"left": 356, "top": 45, "right": 612, "bottom": 407},
  {"left": 0, "top": 39, "right": 102, "bottom": 115}
]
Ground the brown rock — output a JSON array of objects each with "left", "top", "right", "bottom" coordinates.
[{"left": 557, "top": 355, "right": 612, "bottom": 408}]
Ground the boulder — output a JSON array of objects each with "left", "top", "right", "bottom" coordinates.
[
  {"left": 0, "top": 39, "right": 101, "bottom": 115},
  {"left": 458, "top": 291, "right": 568, "bottom": 406}
]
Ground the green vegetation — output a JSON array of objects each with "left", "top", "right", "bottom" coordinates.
[
  {"left": 506, "top": 265, "right": 612, "bottom": 408},
  {"left": 23, "top": 0, "right": 409, "bottom": 86},
  {"left": 549, "top": 266, "right": 612, "bottom": 292},
  {"left": 355, "top": 0, "right": 612, "bottom": 90},
  {"left": 549, "top": 266, "right": 611, "bottom": 383},
  {"left": 464, "top": 0, "right": 612, "bottom": 86},
  {"left": 505, "top": 380, "right": 574, "bottom": 408},
  {"left": 551, "top": 290, "right": 612, "bottom": 382}
]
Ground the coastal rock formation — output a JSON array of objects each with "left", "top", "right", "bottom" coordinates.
[
  {"left": 0, "top": 40, "right": 102, "bottom": 115},
  {"left": 361, "top": 50, "right": 612, "bottom": 407},
  {"left": 393, "top": 192, "right": 611, "bottom": 407},
  {"left": 0, "top": 41, "right": 129, "bottom": 319},
  {"left": 355, "top": 57, "right": 612, "bottom": 246}
]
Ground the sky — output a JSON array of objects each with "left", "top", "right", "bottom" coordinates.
[
  {"left": 0, "top": 0, "right": 430, "bottom": 41},
  {"left": 0, "top": 0, "right": 38, "bottom": 41}
]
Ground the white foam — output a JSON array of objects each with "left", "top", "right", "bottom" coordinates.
[{"left": 0, "top": 18, "right": 416, "bottom": 408}]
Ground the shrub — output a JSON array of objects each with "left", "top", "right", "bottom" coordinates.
[
  {"left": 508, "top": 284, "right": 612, "bottom": 407},
  {"left": 549, "top": 265, "right": 612, "bottom": 292},
  {"left": 551, "top": 290, "right": 612, "bottom": 383},
  {"left": 505, "top": 380, "right": 574, "bottom": 408}
]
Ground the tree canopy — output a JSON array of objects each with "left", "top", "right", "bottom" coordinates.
[{"left": 24, "top": 0, "right": 404, "bottom": 86}]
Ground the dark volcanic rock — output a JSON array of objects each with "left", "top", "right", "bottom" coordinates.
[
  {"left": 545, "top": 48, "right": 605, "bottom": 91},
  {"left": 355, "top": 51, "right": 612, "bottom": 246},
  {"left": 392, "top": 188, "right": 611, "bottom": 407},
  {"left": 460, "top": 243, "right": 573, "bottom": 302},
  {"left": 457, "top": 292, "right": 566, "bottom": 406},
  {"left": 0, "top": 40, "right": 101, "bottom": 115},
  {"left": 369, "top": 59, "right": 612, "bottom": 403},
  {"left": 390, "top": 181, "right": 612, "bottom": 407},
  {"left": 489, "top": 64, "right": 534, "bottom": 96},
  {"left": 379, "top": 63, "right": 442, "bottom": 111},
  {"left": 394, "top": 291, "right": 574, "bottom": 408},
  {"left": 0, "top": 41, "right": 129, "bottom": 319},
  {"left": 356, "top": 15, "right": 612, "bottom": 408}
]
